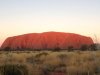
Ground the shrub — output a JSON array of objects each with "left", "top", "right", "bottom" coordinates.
[
  {"left": 26, "top": 56, "right": 35, "bottom": 64},
  {"left": 42, "top": 63, "right": 67, "bottom": 75},
  {"left": 90, "top": 44, "right": 97, "bottom": 51},
  {"left": 57, "top": 54, "right": 67, "bottom": 64},
  {"left": 54, "top": 47, "right": 61, "bottom": 51},
  {"left": 26, "top": 52, "right": 48, "bottom": 65},
  {"left": 80, "top": 45, "right": 88, "bottom": 51},
  {"left": 68, "top": 46, "right": 74, "bottom": 51},
  {"left": 0, "top": 64, "right": 28, "bottom": 75},
  {"left": 35, "top": 52, "right": 49, "bottom": 58},
  {"left": 4, "top": 47, "right": 11, "bottom": 51},
  {"left": 42, "top": 64, "right": 55, "bottom": 75},
  {"left": 95, "top": 66, "right": 100, "bottom": 74}
]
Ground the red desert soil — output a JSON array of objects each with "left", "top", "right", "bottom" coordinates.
[{"left": 1, "top": 32, "right": 94, "bottom": 50}]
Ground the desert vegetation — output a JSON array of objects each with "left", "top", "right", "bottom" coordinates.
[
  {"left": 0, "top": 50, "right": 99, "bottom": 75},
  {"left": 1, "top": 43, "right": 100, "bottom": 51},
  {"left": 0, "top": 64, "right": 28, "bottom": 75}
]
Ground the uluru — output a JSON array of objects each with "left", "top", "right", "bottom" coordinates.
[{"left": 1, "top": 32, "right": 94, "bottom": 50}]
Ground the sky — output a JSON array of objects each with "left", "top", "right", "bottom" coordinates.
[{"left": 0, "top": 0, "right": 100, "bottom": 46}]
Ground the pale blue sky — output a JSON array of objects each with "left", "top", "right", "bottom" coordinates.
[{"left": 0, "top": 0, "right": 100, "bottom": 45}]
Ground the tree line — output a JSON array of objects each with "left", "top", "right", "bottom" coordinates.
[{"left": 1, "top": 43, "right": 100, "bottom": 51}]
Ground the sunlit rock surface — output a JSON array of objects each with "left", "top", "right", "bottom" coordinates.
[{"left": 1, "top": 32, "right": 94, "bottom": 50}]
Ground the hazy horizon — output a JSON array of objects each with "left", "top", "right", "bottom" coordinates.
[{"left": 0, "top": 0, "right": 100, "bottom": 46}]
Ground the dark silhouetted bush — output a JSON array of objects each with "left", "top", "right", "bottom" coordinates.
[
  {"left": 54, "top": 47, "right": 61, "bottom": 51},
  {"left": 90, "top": 44, "right": 97, "bottom": 51},
  {"left": 80, "top": 45, "right": 88, "bottom": 51},
  {"left": 68, "top": 46, "right": 74, "bottom": 51},
  {"left": 4, "top": 47, "right": 11, "bottom": 51}
]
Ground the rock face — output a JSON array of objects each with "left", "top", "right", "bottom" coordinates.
[{"left": 1, "top": 32, "right": 94, "bottom": 50}]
